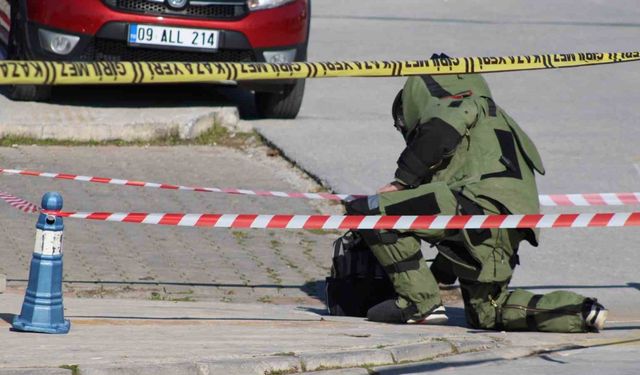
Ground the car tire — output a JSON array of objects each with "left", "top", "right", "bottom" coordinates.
[
  {"left": 6, "top": 2, "right": 52, "bottom": 102},
  {"left": 8, "top": 84, "right": 52, "bottom": 101},
  {"left": 255, "top": 79, "right": 305, "bottom": 119}
]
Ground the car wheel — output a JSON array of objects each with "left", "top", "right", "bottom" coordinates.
[
  {"left": 255, "top": 79, "right": 305, "bottom": 119},
  {"left": 9, "top": 84, "right": 52, "bottom": 101},
  {"left": 6, "top": 2, "right": 52, "bottom": 102}
]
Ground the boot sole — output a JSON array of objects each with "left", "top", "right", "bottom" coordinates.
[
  {"left": 408, "top": 314, "right": 449, "bottom": 325},
  {"left": 592, "top": 309, "right": 608, "bottom": 331}
]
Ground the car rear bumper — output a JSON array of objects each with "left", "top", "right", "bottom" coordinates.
[
  {"left": 26, "top": 20, "right": 307, "bottom": 64},
  {"left": 24, "top": 20, "right": 305, "bottom": 90},
  {"left": 16, "top": 0, "right": 309, "bottom": 90}
]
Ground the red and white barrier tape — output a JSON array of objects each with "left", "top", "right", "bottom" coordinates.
[
  {"left": 2, "top": 168, "right": 639, "bottom": 206},
  {"left": 43, "top": 210, "right": 640, "bottom": 230},
  {"left": 539, "top": 193, "right": 640, "bottom": 206},
  {"left": 2, "top": 186, "right": 638, "bottom": 229},
  {"left": 0, "top": 191, "right": 39, "bottom": 214},
  {"left": 0, "top": 168, "right": 355, "bottom": 201}
]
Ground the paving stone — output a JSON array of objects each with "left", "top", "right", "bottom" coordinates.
[
  {"left": 0, "top": 273, "right": 5, "bottom": 293},
  {"left": 0, "top": 146, "right": 338, "bottom": 305}
]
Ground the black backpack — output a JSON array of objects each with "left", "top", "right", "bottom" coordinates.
[{"left": 325, "top": 231, "right": 396, "bottom": 317}]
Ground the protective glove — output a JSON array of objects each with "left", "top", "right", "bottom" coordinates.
[{"left": 345, "top": 196, "right": 380, "bottom": 215}]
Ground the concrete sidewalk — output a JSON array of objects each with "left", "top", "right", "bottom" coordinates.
[
  {"left": 0, "top": 85, "right": 239, "bottom": 141},
  {"left": 2, "top": 291, "right": 638, "bottom": 375},
  {"left": 0, "top": 145, "right": 339, "bottom": 305},
  {"left": 0, "top": 291, "right": 491, "bottom": 374},
  {"left": 0, "top": 146, "right": 638, "bottom": 375}
]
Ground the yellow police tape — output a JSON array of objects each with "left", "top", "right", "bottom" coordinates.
[{"left": 1, "top": 52, "right": 639, "bottom": 85}]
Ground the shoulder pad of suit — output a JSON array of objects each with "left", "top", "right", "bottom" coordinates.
[{"left": 424, "top": 97, "right": 479, "bottom": 135}]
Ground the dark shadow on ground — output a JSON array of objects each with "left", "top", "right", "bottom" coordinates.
[
  {"left": 10, "top": 278, "right": 332, "bottom": 312},
  {"left": 375, "top": 338, "right": 629, "bottom": 374},
  {"left": 64, "top": 315, "right": 318, "bottom": 322},
  {"left": 375, "top": 355, "right": 506, "bottom": 374},
  {"left": 10, "top": 279, "right": 639, "bottom": 292},
  {"left": 297, "top": 280, "right": 471, "bottom": 329},
  {"left": 444, "top": 306, "right": 468, "bottom": 328},
  {"left": 10, "top": 278, "right": 310, "bottom": 289},
  {"left": 511, "top": 283, "right": 640, "bottom": 291},
  {"left": 301, "top": 279, "right": 326, "bottom": 301},
  {"left": 0, "top": 83, "right": 259, "bottom": 118},
  {"left": 0, "top": 313, "right": 15, "bottom": 325},
  {"left": 49, "top": 84, "right": 233, "bottom": 109},
  {"left": 603, "top": 325, "right": 640, "bottom": 330},
  {"left": 215, "top": 85, "right": 259, "bottom": 119}
]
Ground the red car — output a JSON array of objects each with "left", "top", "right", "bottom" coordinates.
[{"left": 0, "top": 0, "right": 310, "bottom": 118}]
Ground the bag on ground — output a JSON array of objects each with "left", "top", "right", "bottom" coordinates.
[{"left": 325, "top": 231, "right": 396, "bottom": 317}]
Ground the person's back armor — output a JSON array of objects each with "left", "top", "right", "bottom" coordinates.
[
  {"left": 399, "top": 91, "right": 544, "bottom": 282},
  {"left": 430, "top": 94, "right": 544, "bottom": 244}
]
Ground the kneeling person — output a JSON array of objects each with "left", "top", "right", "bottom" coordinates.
[{"left": 345, "top": 72, "right": 607, "bottom": 333}]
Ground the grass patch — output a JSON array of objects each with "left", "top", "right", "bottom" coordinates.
[
  {"left": 74, "top": 285, "right": 117, "bottom": 299},
  {"left": 258, "top": 295, "right": 273, "bottom": 304},
  {"left": 270, "top": 239, "right": 282, "bottom": 249},
  {"left": 264, "top": 368, "right": 299, "bottom": 375},
  {"left": 304, "top": 229, "right": 341, "bottom": 236},
  {"left": 273, "top": 352, "right": 296, "bottom": 357},
  {"left": 232, "top": 231, "right": 250, "bottom": 246},
  {"left": 59, "top": 364, "right": 79, "bottom": 375},
  {"left": 310, "top": 365, "right": 343, "bottom": 372},
  {"left": 170, "top": 296, "right": 196, "bottom": 302},
  {"left": 173, "top": 289, "right": 194, "bottom": 295},
  {"left": 265, "top": 267, "right": 282, "bottom": 285},
  {"left": 149, "top": 289, "right": 196, "bottom": 302},
  {"left": 0, "top": 123, "right": 258, "bottom": 148}
]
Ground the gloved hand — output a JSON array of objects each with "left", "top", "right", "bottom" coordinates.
[
  {"left": 378, "top": 181, "right": 406, "bottom": 193},
  {"left": 345, "top": 196, "right": 380, "bottom": 215}
]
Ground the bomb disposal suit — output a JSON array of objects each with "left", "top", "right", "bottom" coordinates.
[{"left": 345, "top": 72, "right": 606, "bottom": 332}]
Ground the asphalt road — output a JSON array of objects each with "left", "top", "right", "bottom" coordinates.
[
  {"left": 373, "top": 336, "right": 640, "bottom": 374},
  {"left": 254, "top": 0, "right": 640, "bottom": 322}
]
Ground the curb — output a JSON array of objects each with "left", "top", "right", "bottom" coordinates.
[
  {"left": 0, "top": 338, "right": 496, "bottom": 375},
  {"left": 0, "top": 107, "right": 239, "bottom": 142},
  {"left": 0, "top": 370, "right": 72, "bottom": 375}
]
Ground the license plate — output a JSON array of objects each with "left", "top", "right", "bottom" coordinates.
[{"left": 128, "top": 24, "right": 220, "bottom": 52}]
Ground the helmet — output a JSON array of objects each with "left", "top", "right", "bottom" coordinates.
[
  {"left": 391, "top": 89, "right": 406, "bottom": 137},
  {"left": 392, "top": 58, "right": 493, "bottom": 140}
]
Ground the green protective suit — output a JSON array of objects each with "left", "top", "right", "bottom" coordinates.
[{"left": 366, "top": 74, "right": 592, "bottom": 332}]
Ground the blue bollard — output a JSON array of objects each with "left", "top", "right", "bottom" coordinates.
[{"left": 12, "top": 192, "right": 70, "bottom": 334}]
